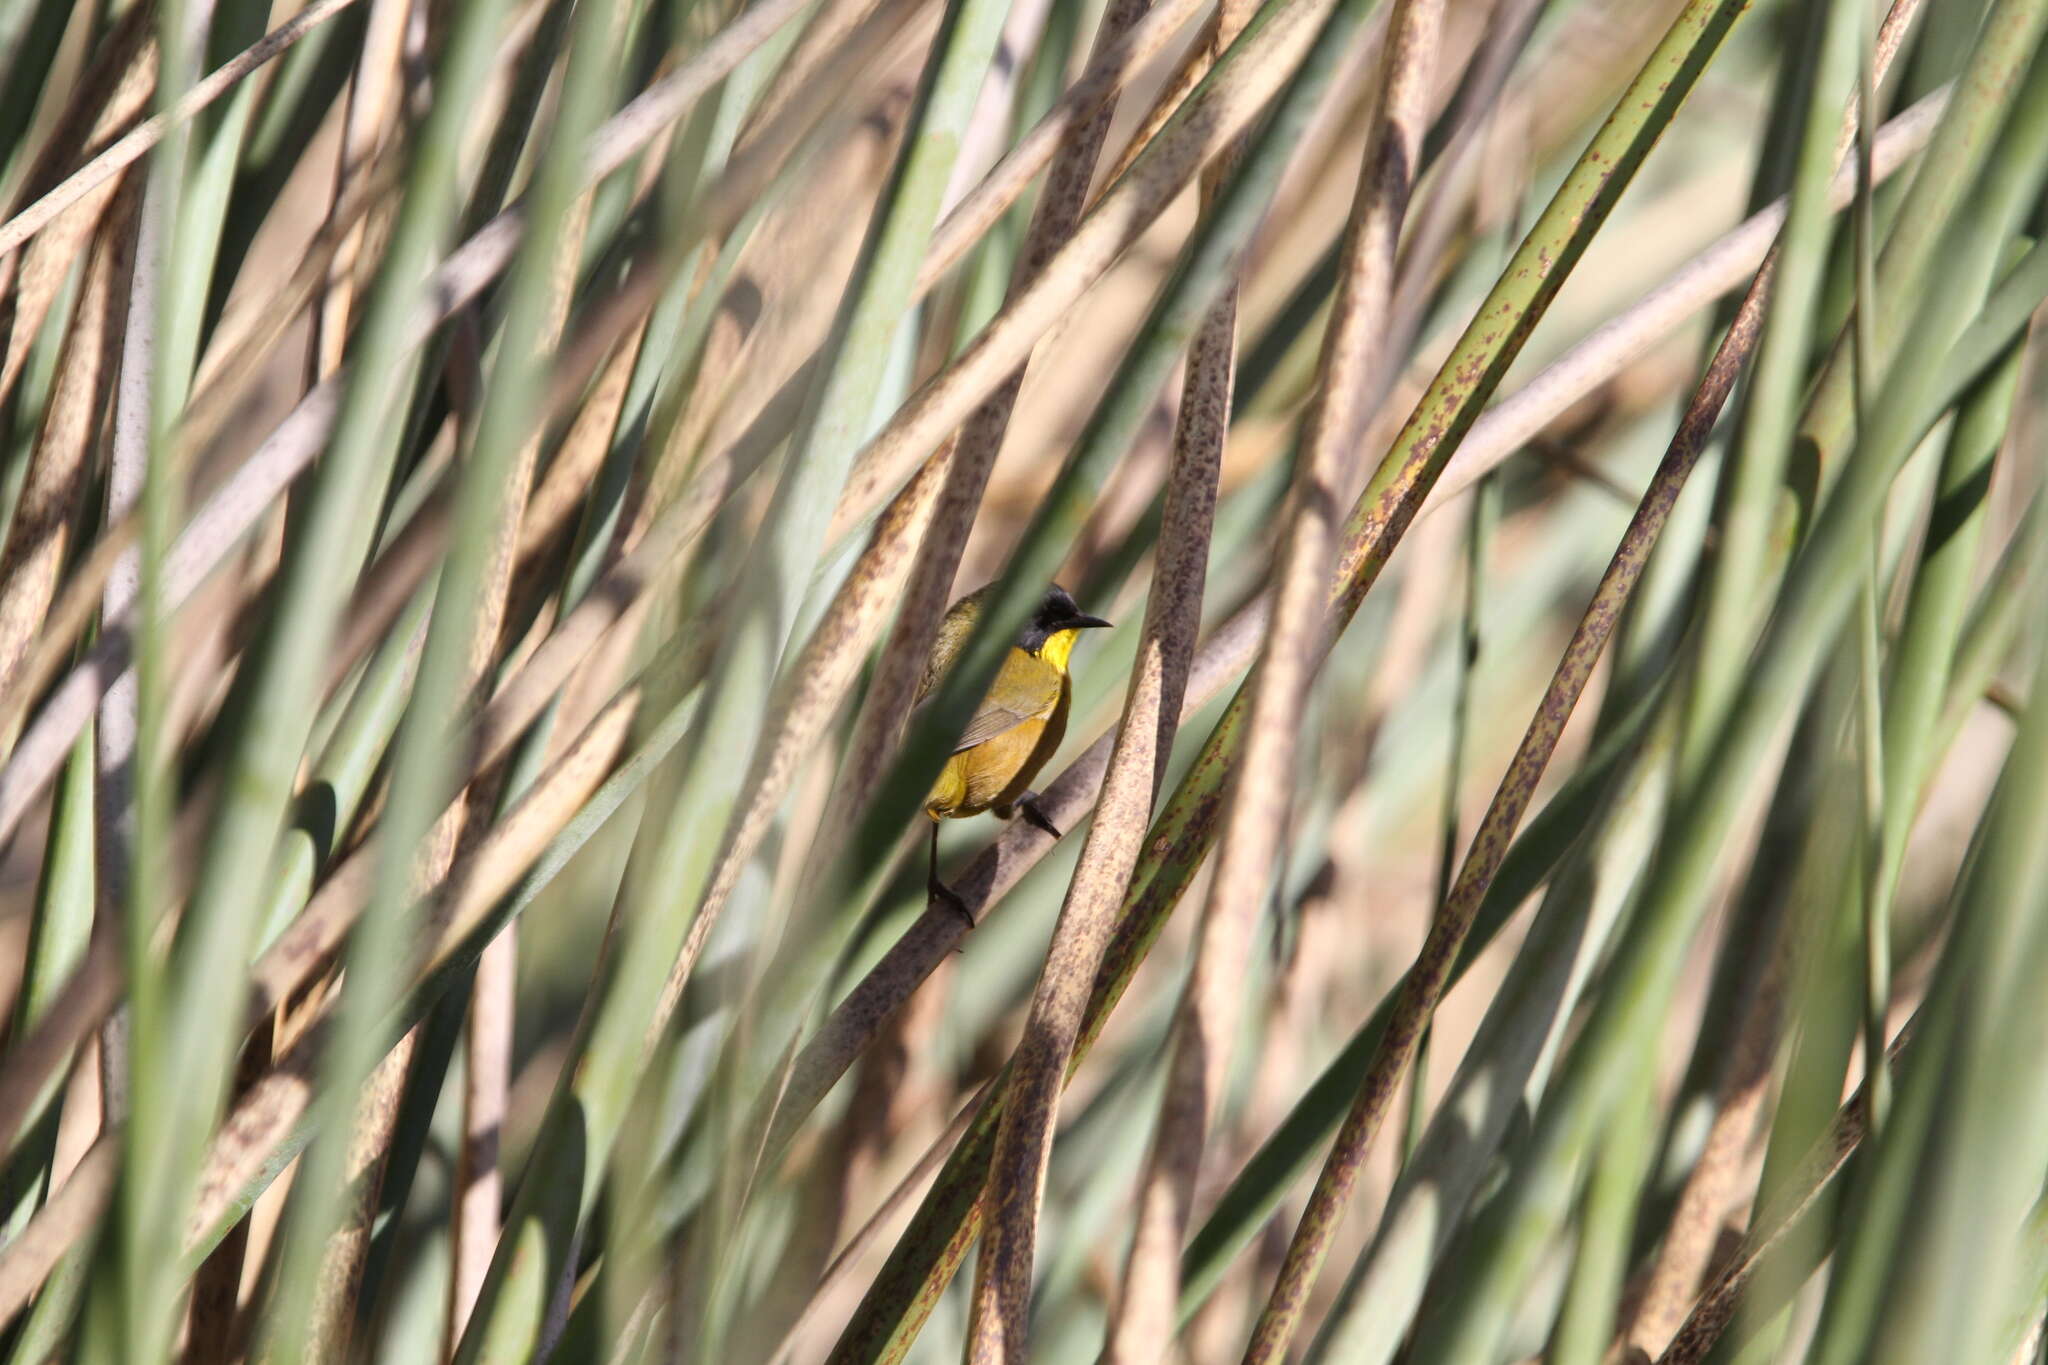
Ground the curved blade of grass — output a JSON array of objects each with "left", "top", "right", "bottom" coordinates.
[
  {"left": 1656, "top": 494, "right": 2044, "bottom": 1365},
  {"left": 1640, "top": 0, "right": 1930, "bottom": 1239},
  {"left": 1303, "top": 0, "right": 1937, "bottom": 1350},
  {"left": 105, "top": 0, "right": 262, "bottom": 1353},
  {"left": 1802, "top": 610, "right": 2048, "bottom": 1364},
  {"left": 1621, "top": 702, "right": 1844, "bottom": 1356},
  {"left": 1665, "top": 23, "right": 2048, "bottom": 1155},
  {"left": 1674, "top": 0, "right": 1874, "bottom": 784},
  {"left": 1105, "top": 0, "right": 1440, "bottom": 1353},
  {"left": 252, "top": 0, "right": 627, "bottom": 1347},
  {"left": 1846, "top": 0, "right": 1892, "bottom": 1142},
  {"left": 1548, "top": 1049, "right": 1659, "bottom": 1365},
  {"left": 0, "top": 726, "right": 95, "bottom": 1245},
  {"left": 1397, "top": 37, "right": 2048, "bottom": 1359},
  {"left": 1646, "top": 321, "right": 2031, "bottom": 1365},
  {"left": 1725, "top": 20, "right": 2048, "bottom": 1359},
  {"left": 449, "top": 0, "right": 1018, "bottom": 1348},
  {"left": 1241, "top": 3, "right": 1756, "bottom": 1355},
  {"left": 104, "top": 0, "right": 528, "bottom": 1345},
  {"left": 253, "top": 588, "right": 432, "bottom": 949},
  {"left": 968, "top": 76, "right": 1241, "bottom": 1365},
  {"left": 1306, "top": 699, "right": 1680, "bottom": 1364},
  {"left": 1792, "top": 0, "right": 2048, "bottom": 494}
]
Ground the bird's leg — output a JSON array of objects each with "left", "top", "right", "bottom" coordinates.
[
  {"left": 927, "top": 818, "right": 974, "bottom": 929},
  {"left": 1016, "top": 794, "right": 1061, "bottom": 839}
]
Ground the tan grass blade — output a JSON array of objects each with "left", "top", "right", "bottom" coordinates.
[{"left": 1102, "top": 2, "right": 1441, "bottom": 1355}]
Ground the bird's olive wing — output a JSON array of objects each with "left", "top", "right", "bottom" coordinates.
[{"left": 951, "top": 694, "right": 1052, "bottom": 752}]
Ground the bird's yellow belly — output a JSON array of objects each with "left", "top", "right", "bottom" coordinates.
[{"left": 925, "top": 711, "right": 1064, "bottom": 820}]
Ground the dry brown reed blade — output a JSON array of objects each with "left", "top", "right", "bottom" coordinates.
[{"left": 1101, "top": 0, "right": 1441, "bottom": 1354}]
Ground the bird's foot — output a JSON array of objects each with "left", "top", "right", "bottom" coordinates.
[
  {"left": 1017, "top": 795, "right": 1062, "bottom": 839},
  {"left": 930, "top": 878, "right": 976, "bottom": 930}
]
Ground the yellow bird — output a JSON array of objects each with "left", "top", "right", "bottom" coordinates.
[{"left": 917, "top": 583, "right": 1111, "bottom": 923}]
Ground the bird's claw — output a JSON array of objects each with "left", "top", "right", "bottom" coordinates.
[
  {"left": 1018, "top": 796, "right": 1061, "bottom": 839},
  {"left": 930, "top": 879, "right": 975, "bottom": 930}
]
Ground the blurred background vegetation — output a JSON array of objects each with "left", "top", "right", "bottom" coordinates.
[{"left": 0, "top": 0, "right": 2044, "bottom": 1359}]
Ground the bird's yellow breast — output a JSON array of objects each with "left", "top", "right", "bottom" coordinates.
[{"left": 1036, "top": 627, "right": 1082, "bottom": 672}]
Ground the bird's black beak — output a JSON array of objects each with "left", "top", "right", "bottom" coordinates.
[{"left": 1061, "top": 613, "right": 1112, "bottom": 631}]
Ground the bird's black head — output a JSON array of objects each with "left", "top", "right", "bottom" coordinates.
[{"left": 1018, "top": 584, "right": 1112, "bottom": 656}]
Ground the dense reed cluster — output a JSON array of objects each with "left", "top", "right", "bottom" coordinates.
[{"left": 0, "top": 0, "right": 2044, "bottom": 1359}]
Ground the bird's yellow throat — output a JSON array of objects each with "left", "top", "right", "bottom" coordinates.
[{"left": 1036, "top": 627, "right": 1081, "bottom": 672}]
